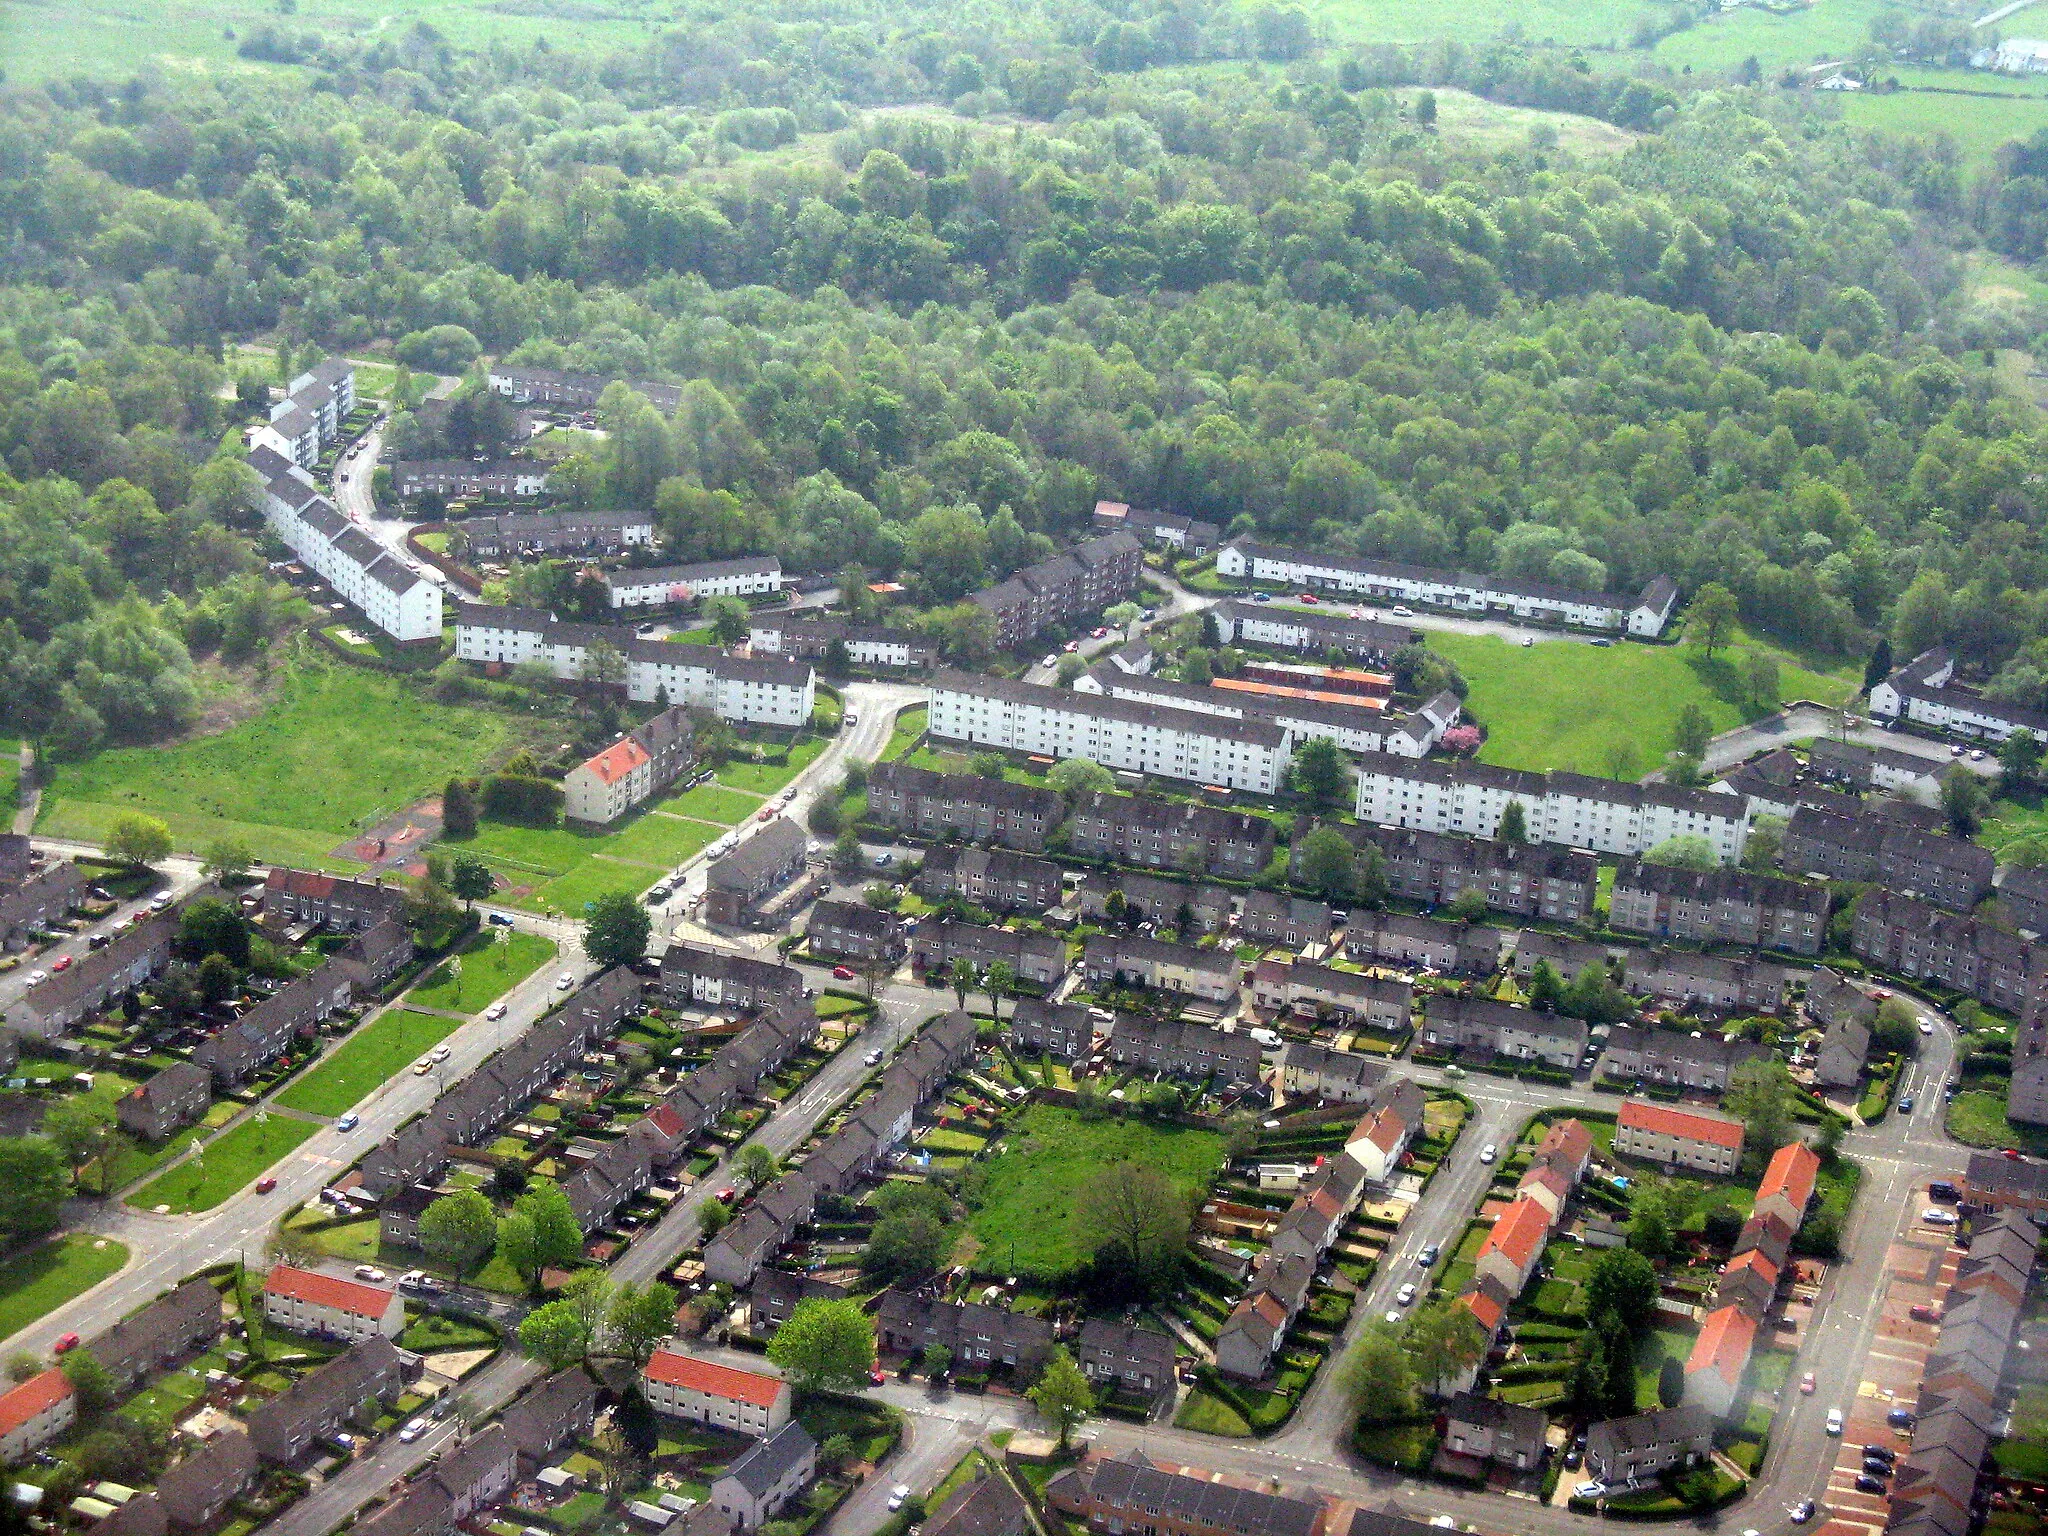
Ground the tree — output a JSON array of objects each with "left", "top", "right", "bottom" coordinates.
[
  {"left": 984, "top": 960, "right": 1014, "bottom": 1025},
  {"left": 1343, "top": 1322, "right": 1418, "bottom": 1424},
  {"left": 704, "top": 595, "right": 751, "bottom": 647},
  {"left": 739, "top": 1143, "right": 779, "bottom": 1190},
  {"left": 821, "top": 1433, "right": 855, "bottom": 1472},
  {"left": 1603, "top": 742, "right": 1640, "bottom": 782},
  {"left": 590, "top": 1423, "right": 643, "bottom": 1501},
  {"left": 419, "top": 1189, "right": 498, "bottom": 1274},
  {"left": 970, "top": 752, "right": 1008, "bottom": 780},
  {"left": 1414, "top": 88, "right": 1437, "bottom": 124},
  {"left": 863, "top": 1213, "right": 947, "bottom": 1280},
  {"left": 2003, "top": 728, "right": 2044, "bottom": 787},
  {"left": 1402, "top": 1300, "right": 1487, "bottom": 1395},
  {"left": 1658, "top": 1354, "right": 1686, "bottom": 1408},
  {"left": 200, "top": 837, "right": 253, "bottom": 880},
  {"left": 949, "top": 957, "right": 977, "bottom": 1012},
  {"left": 767, "top": 1298, "right": 876, "bottom": 1393},
  {"left": 1445, "top": 889, "right": 1489, "bottom": 924},
  {"left": 449, "top": 855, "right": 495, "bottom": 908},
  {"left": 1673, "top": 702, "right": 1714, "bottom": 760},
  {"left": 698, "top": 1198, "right": 733, "bottom": 1239},
  {"left": 494, "top": 1212, "right": 540, "bottom": 1286},
  {"left": 1873, "top": 996, "right": 1920, "bottom": 1056},
  {"left": 1180, "top": 648, "right": 1213, "bottom": 686},
  {"left": 585, "top": 890, "right": 651, "bottom": 970},
  {"left": 179, "top": 898, "right": 250, "bottom": 967},
  {"left": 1725, "top": 1057, "right": 1797, "bottom": 1162},
  {"left": 1644, "top": 834, "right": 1717, "bottom": 870},
  {"left": 60, "top": 1350, "right": 114, "bottom": 1417},
  {"left": 1689, "top": 583, "right": 1739, "bottom": 658},
  {"left": 1028, "top": 1345, "right": 1095, "bottom": 1450},
  {"left": 43, "top": 1096, "right": 120, "bottom": 1193},
  {"left": 1626, "top": 1176, "right": 1697, "bottom": 1262},
  {"left": 1585, "top": 1249, "right": 1658, "bottom": 1333},
  {"left": 1570, "top": 1332, "right": 1608, "bottom": 1420},
  {"left": 1740, "top": 814, "right": 1786, "bottom": 873},
  {"left": 809, "top": 795, "right": 844, "bottom": 836},
  {"left": 1292, "top": 737, "right": 1348, "bottom": 810},
  {"left": 1742, "top": 648, "right": 1780, "bottom": 708},
  {"left": 1047, "top": 758, "right": 1114, "bottom": 804},
  {"left": 1941, "top": 764, "right": 1989, "bottom": 835},
  {"left": 1074, "top": 1162, "right": 1191, "bottom": 1298},
  {"left": 1499, "top": 800, "right": 1528, "bottom": 843},
  {"left": 1603, "top": 1322, "right": 1638, "bottom": 1416},
  {"left": 519, "top": 1300, "right": 591, "bottom": 1371},
  {"left": 922, "top": 1342, "right": 952, "bottom": 1379},
  {"left": 105, "top": 812, "right": 172, "bottom": 868},
  {"left": 1297, "top": 827, "right": 1358, "bottom": 900},
  {"left": 1056, "top": 654, "right": 1088, "bottom": 686},
  {"left": 197, "top": 953, "right": 236, "bottom": 1004}
]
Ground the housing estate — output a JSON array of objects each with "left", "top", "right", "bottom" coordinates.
[
  {"left": 1419, "top": 996, "right": 1586, "bottom": 1069},
  {"left": 703, "top": 818, "right": 815, "bottom": 928},
  {"left": 1780, "top": 805, "right": 1995, "bottom": 910},
  {"left": 1102, "top": 1015, "right": 1263, "bottom": 1081},
  {"left": 1442, "top": 1393, "right": 1549, "bottom": 1472},
  {"left": 1583, "top": 1405, "right": 1715, "bottom": 1487},
  {"left": 1045, "top": 1448, "right": 1325, "bottom": 1536},
  {"left": 966, "top": 531, "right": 1144, "bottom": 647},
  {"left": 7, "top": 885, "right": 227, "bottom": 1037},
  {"left": 1276, "top": 1040, "right": 1388, "bottom": 1104},
  {"left": 116, "top": 1062, "right": 213, "bottom": 1141},
  {"left": 1076, "top": 871, "right": 1231, "bottom": 933},
  {"left": 804, "top": 900, "right": 905, "bottom": 965},
  {"left": 485, "top": 365, "right": 685, "bottom": 412},
  {"left": 928, "top": 672, "right": 1290, "bottom": 794},
  {"left": 1345, "top": 911, "right": 1504, "bottom": 974},
  {"left": 1683, "top": 1142, "right": 1822, "bottom": 1416},
  {"left": 0, "top": 861, "right": 84, "bottom": 950},
  {"left": 258, "top": 357, "right": 356, "bottom": 468},
  {"left": 0, "top": 1368, "right": 74, "bottom": 1462},
  {"left": 747, "top": 615, "right": 935, "bottom": 669},
  {"left": 862, "top": 762, "right": 1061, "bottom": 852},
  {"left": 262, "top": 1265, "right": 404, "bottom": 1341},
  {"left": 605, "top": 557, "right": 784, "bottom": 607},
  {"left": 1078, "top": 664, "right": 1461, "bottom": 759},
  {"left": 875, "top": 1292, "right": 1056, "bottom": 1373},
  {"left": 659, "top": 944, "right": 804, "bottom": 1010},
  {"left": 1215, "top": 540, "right": 1678, "bottom": 636},
  {"left": 1337, "top": 825, "right": 1599, "bottom": 921},
  {"left": 1850, "top": 889, "right": 2041, "bottom": 1016},
  {"left": 1613, "top": 1099, "right": 1744, "bottom": 1176},
  {"left": 640, "top": 1353, "right": 790, "bottom": 1435},
  {"left": 914, "top": 846, "right": 1064, "bottom": 913},
  {"left": 1092, "top": 500, "right": 1221, "bottom": 553},
  {"left": 911, "top": 920, "right": 1067, "bottom": 988},
  {"left": 1599, "top": 1025, "right": 1765, "bottom": 1092},
  {"left": 1252, "top": 961, "right": 1411, "bottom": 1033},
  {"left": 1005, "top": 999, "right": 1094, "bottom": 1060},
  {"left": 562, "top": 706, "right": 696, "bottom": 826},
  {"left": 1619, "top": 948, "right": 1789, "bottom": 1012},
  {"left": 1807, "top": 737, "right": 1943, "bottom": 798},
  {"left": 1210, "top": 600, "right": 1418, "bottom": 663},
  {"left": 1066, "top": 793, "right": 1277, "bottom": 878},
  {"left": 710, "top": 1422, "right": 816, "bottom": 1531},
  {"left": 1082, "top": 933, "right": 1237, "bottom": 1002},
  {"left": 246, "top": 1337, "right": 404, "bottom": 1463},
  {"left": 1608, "top": 859, "right": 1829, "bottom": 954},
  {"left": 1871, "top": 648, "right": 2048, "bottom": 743},
  {"left": 1073, "top": 1319, "right": 1178, "bottom": 1406},
  {"left": 1239, "top": 891, "right": 1332, "bottom": 949},
  {"left": 1805, "top": 967, "right": 1876, "bottom": 1088},
  {"left": 252, "top": 440, "right": 442, "bottom": 643},
  {"left": 85, "top": 1278, "right": 223, "bottom": 1394},
  {"left": 448, "top": 509, "right": 655, "bottom": 561},
  {"left": 391, "top": 461, "right": 549, "bottom": 499}
]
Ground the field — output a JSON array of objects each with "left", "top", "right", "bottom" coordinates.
[
  {"left": 127, "top": 1113, "right": 319, "bottom": 1212},
  {"left": 1423, "top": 87, "right": 1637, "bottom": 156},
  {"left": 1978, "top": 788, "right": 2048, "bottom": 865},
  {"left": 0, "top": 1235, "right": 129, "bottom": 1342},
  {"left": 1838, "top": 90, "right": 2048, "bottom": 175},
  {"left": 38, "top": 657, "right": 525, "bottom": 869},
  {"left": 659, "top": 784, "right": 765, "bottom": 824},
  {"left": 717, "top": 739, "right": 828, "bottom": 795},
  {"left": 407, "top": 931, "right": 554, "bottom": 1014},
  {"left": 455, "top": 801, "right": 730, "bottom": 914},
  {"left": 276, "top": 1009, "right": 463, "bottom": 1116},
  {"left": 1428, "top": 628, "right": 1857, "bottom": 775},
  {"left": 966, "top": 1104, "right": 1225, "bottom": 1279},
  {"left": 0, "top": 0, "right": 669, "bottom": 83}
]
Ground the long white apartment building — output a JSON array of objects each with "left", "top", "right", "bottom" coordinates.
[
  {"left": 606, "top": 557, "right": 783, "bottom": 608},
  {"left": 1354, "top": 753, "right": 1750, "bottom": 862},
  {"left": 1216, "top": 541, "right": 1679, "bottom": 637},
  {"left": 1075, "top": 665, "right": 1460, "bottom": 758},
  {"left": 250, "top": 443, "right": 442, "bottom": 642},
  {"left": 1870, "top": 648, "right": 2048, "bottom": 743},
  {"left": 254, "top": 357, "right": 357, "bottom": 470},
  {"left": 454, "top": 604, "right": 814, "bottom": 725},
  {"left": 927, "top": 671, "right": 1289, "bottom": 793}
]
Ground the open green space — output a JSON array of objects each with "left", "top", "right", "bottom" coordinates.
[
  {"left": 1428, "top": 628, "right": 1856, "bottom": 775},
  {"left": 38, "top": 657, "right": 522, "bottom": 867},
  {"left": 882, "top": 705, "right": 927, "bottom": 761},
  {"left": 278, "top": 1009, "right": 462, "bottom": 1116},
  {"left": 128, "top": 1114, "right": 319, "bottom": 1212},
  {"left": 717, "top": 738, "right": 826, "bottom": 795},
  {"left": 602, "top": 811, "right": 723, "bottom": 869},
  {"left": 966, "top": 1104, "right": 1224, "bottom": 1279},
  {"left": 526, "top": 858, "right": 663, "bottom": 917},
  {"left": 408, "top": 931, "right": 554, "bottom": 1015},
  {"left": 659, "top": 783, "right": 765, "bottom": 825},
  {"left": 1948, "top": 1084, "right": 2048, "bottom": 1156},
  {"left": 0, "top": 738, "right": 18, "bottom": 812},
  {"left": 1839, "top": 91, "right": 2048, "bottom": 176},
  {"left": 0, "top": 1234, "right": 129, "bottom": 1343},
  {"left": 1979, "top": 788, "right": 2048, "bottom": 866}
]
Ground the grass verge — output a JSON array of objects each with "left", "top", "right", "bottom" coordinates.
[
  {"left": 0, "top": 1234, "right": 129, "bottom": 1343},
  {"left": 127, "top": 1114, "right": 319, "bottom": 1212},
  {"left": 277, "top": 1009, "right": 463, "bottom": 1116}
]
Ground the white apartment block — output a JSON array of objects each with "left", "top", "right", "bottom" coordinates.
[
  {"left": 0, "top": 1370, "right": 75, "bottom": 1463},
  {"left": 254, "top": 357, "right": 356, "bottom": 470},
  {"left": 1354, "top": 753, "right": 1749, "bottom": 862},
  {"left": 453, "top": 605, "right": 814, "bottom": 726},
  {"left": 928, "top": 671, "right": 1290, "bottom": 793},
  {"left": 641, "top": 1352, "right": 791, "bottom": 1435},
  {"left": 1870, "top": 648, "right": 2048, "bottom": 743},
  {"left": 606, "top": 557, "right": 783, "bottom": 608},
  {"left": 1215, "top": 540, "right": 1678, "bottom": 637},
  {"left": 260, "top": 1265, "right": 406, "bottom": 1341},
  {"left": 1076, "top": 667, "right": 1458, "bottom": 758},
  {"left": 250, "top": 441, "right": 442, "bottom": 643}
]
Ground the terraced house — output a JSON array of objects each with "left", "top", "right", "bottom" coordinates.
[
  {"left": 1066, "top": 793, "right": 1277, "bottom": 878},
  {"left": 1850, "top": 889, "right": 2042, "bottom": 1015},
  {"left": 1082, "top": 933, "right": 1236, "bottom": 1002},
  {"left": 447, "top": 509, "right": 654, "bottom": 560},
  {"left": 914, "top": 846, "right": 1064, "bottom": 913},
  {"left": 1420, "top": 995, "right": 1587, "bottom": 1069},
  {"left": 862, "top": 762, "right": 1061, "bottom": 852},
  {"left": 1076, "top": 871, "right": 1232, "bottom": 934},
  {"left": 1781, "top": 805, "right": 1995, "bottom": 911},
  {"left": 912, "top": 920, "right": 1067, "bottom": 988},
  {"left": 1102, "top": 1016, "right": 1263, "bottom": 1081},
  {"left": 1599, "top": 1024, "right": 1768, "bottom": 1092},
  {"left": 1341, "top": 825, "right": 1597, "bottom": 922},
  {"left": 1346, "top": 911, "right": 1503, "bottom": 975},
  {"left": 1252, "top": 961, "right": 1411, "bottom": 1032},
  {"left": 1608, "top": 858, "right": 1829, "bottom": 955}
]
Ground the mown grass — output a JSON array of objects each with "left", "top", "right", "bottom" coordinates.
[
  {"left": 717, "top": 738, "right": 827, "bottom": 795},
  {"left": 277, "top": 1009, "right": 462, "bottom": 1116},
  {"left": 659, "top": 784, "right": 765, "bottom": 824},
  {"left": 882, "top": 705, "right": 928, "bottom": 761},
  {"left": 0, "top": 1234, "right": 129, "bottom": 1344},
  {"left": 1429, "top": 628, "right": 1856, "bottom": 775},
  {"left": 128, "top": 1113, "right": 319, "bottom": 1212},
  {"left": 407, "top": 931, "right": 554, "bottom": 1014},
  {"left": 525, "top": 858, "right": 664, "bottom": 917}
]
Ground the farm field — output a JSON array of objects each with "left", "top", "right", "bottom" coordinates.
[
  {"left": 278, "top": 1009, "right": 464, "bottom": 1116},
  {"left": 407, "top": 931, "right": 555, "bottom": 1015},
  {"left": 1838, "top": 90, "right": 2048, "bottom": 174},
  {"left": 37, "top": 657, "right": 526, "bottom": 869},
  {"left": 966, "top": 1104, "right": 1224, "bottom": 1280},
  {"left": 0, "top": 1235, "right": 129, "bottom": 1341},
  {"left": 1428, "top": 628, "right": 1857, "bottom": 775},
  {"left": 128, "top": 1113, "right": 320, "bottom": 1212}
]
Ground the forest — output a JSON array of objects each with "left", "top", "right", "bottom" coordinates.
[{"left": 1, "top": 0, "right": 2046, "bottom": 750}]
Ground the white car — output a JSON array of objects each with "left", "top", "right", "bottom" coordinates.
[
  {"left": 887, "top": 1486, "right": 911, "bottom": 1512},
  {"left": 25, "top": 970, "right": 45, "bottom": 986},
  {"left": 354, "top": 1265, "right": 387, "bottom": 1282},
  {"left": 1825, "top": 1408, "right": 1844, "bottom": 1435},
  {"left": 485, "top": 1002, "right": 507, "bottom": 1020},
  {"left": 398, "top": 1418, "right": 428, "bottom": 1443},
  {"left": 431, "top": 1046, "right": 450, "bottom": 1062},
  {"left": 1396, "top": 1283, "right": 1416, "bottom": 1306},
  {"left": 1384, "top": 1310, "right": 1402, "bottom": 1325},
  {"left": 1478, "top": 1144, "right": 1497, "bottom": 1164},
  {"left": 555, "top": 971, "right": 574, "bottom": 990},
  {"left": 1039, "top": 655, "right": 1058, "bottom": 669},
  {"left": 1919, "top": 1020, "right": 1934, "bottom": 1035},
  {"left": 1575, "top": 1482, "right": 1605, "bottom": 1501},
  {"left": 1921, "top": 1208, "right": 1958, "bottom": 1226}
]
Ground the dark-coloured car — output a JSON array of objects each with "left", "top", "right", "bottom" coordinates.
[{"left": 1855, "top": 1477, "right": 1888, "bottom": 1495}]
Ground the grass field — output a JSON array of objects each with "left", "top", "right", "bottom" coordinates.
[
  {"left": 128, "top": 1113, "right": 319, "bottom": 1212},
  {"left": 526, "top": 857, "right": 668, "bottom": 916},
  {"left": 1838, "top": 90, "right": 2048, "bottom": 174},
  {"left": 882, "top": 706, "right": 927, "bottom": 761},
  {"left": 39, "top": 657, "right": 524, "bottom": 867},
  {"left": 718, "top": 739, "right": 827, "bottom": 795},
  {"left": 407, "top": 931, "right": 553, "bottom": 1014},
  {"left": 455, "top": 800, "right": 727, "bottom": 913},
  {"left": 278, "top": 1009, "right": 462, "bottom": 1116},
  {"left": 0, "top": 1234, "right": 129, "bottom": 1343},
  {"left": 659, "top": 784, "right": 765, "bottom": 824},
  {"left": 1429, "top": 628, "right": 1857, "bottom": 775},
  {"left": 966, "top": 1105, "right": 1224, "bottom": 1279}
]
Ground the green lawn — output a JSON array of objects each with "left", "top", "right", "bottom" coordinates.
[
  {"left": 0, "top": 738, "right": 18, "bottom": 813},
  {"left": 659, "top": 783, "right": 765, "bottom": 824},
  {"left": 967, "top": 1104, "right": 1224, "bottom": 1280},
  {"left": 882, "top": 705, "right": 927, "bottom": 761},
  {"left": 717, "top": 738, "right": 826, "bottom": 795},
  {"left": 1429, "top": 628, "right": 1857, "bottom": 775},
  {"left": 407, "top": 931, "right": 554, "bottom": 1015},
  {"left": 1948, "top": 1084, "right": 2048, "bottom": 1155},
  {"left": 38, "top": 656, "right": 523, "bottom": 866},
  {"left": 525, "top": 857, "right": 663, "bottom": 917},
  {"left": 129, "top": 1114, "right": 320, "bottom": 1212},
  {"left": 277, "top": 1009, "right": 463, "bottom": 1116},
  {"left": 1838, "top": 90, "right": 2048, "bottom": 176},
  {"left": 0, "top": 1234, "right": 129, "bottom": 1343},
  {"left": 602, "top": 811, "right": 723, "bottom": 869}
]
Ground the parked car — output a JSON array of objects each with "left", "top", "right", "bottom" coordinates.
[
  {"left": 1909, "top": 1304, "right": 1939, "bottom": 1322},
  {"left": 1922, "top": 1208, "right": 1958, "bottom": 1225},
  {"left": 1574, "top": 1483, "right": 1604, "bottom": 1502},
  {"left": 255, "top": 1176, "right": 277, "bottom": 1194},
  {"left": 1800, "top": 1372, "right": 1816, "bottom": 1394},
  {"left": 1478, "top": 1144, "right": 1497, "bottom": 1164},
  {"left": 399, "top": 1419, "right": 428, "bottom": 1443},
  {"left": 1417, "top": 1245, "right": 1439, "bottom": 1266},
  {"left": 1790, "top": 1502, "right": 1815, "bottom": 1523},
  {"left": 50, "top": 956, "right": 71, "bottom": 972},
  {"left": 1826, "top": 1408, "right": 1845, "bottom": 1435},
  {"left": 1562, "top": 1447, "right": 1581, "bottom": 1470},
  {"left": 1854, "top": 1477, "right": 1887, "bottom": 1495},
  {"left": 1888, "top": 1407, "right": 1915, "bottom": 1428},
  {"left": 53, "top": 1334, "right": 79, "bottom": 1354},
  {"left": 1040, "top": 655, "right": 1057, "bottom": 668},
  {"left": 1396, "top": 1284, "right": 1416, "bottom": 1306},
  {"left": 833, "top": 966, "right": 856, "bottom": 981},
  {"left": 1863, "top": 1447, "right": 1896, "bottom": 1465},
  {"left": 864, "top": 1050, "right": 883, "bottom": 1066},
  {"left": 487, "top": 912, "right": 515, "bottom": 927},
  {"left": 354, "top": 1265, "right": 387, "bottom": 1281},
  {"left": 1929, "top": 1180, "right": 1959, "bottom": 1202},
  {"left": 556, "top": 971, "right": 574, "bottom": 990},
  {"left": 887, "top": 1487, "right": 911, "bottom": 1512},
  {"left": 485, "top": 1002, "right": 507, "bottom": 1020}
]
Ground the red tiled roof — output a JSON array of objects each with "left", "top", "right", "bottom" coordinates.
[
  {"left": 1619, "top": 1097, "right": 1744, "bottom": 1150},
  {"left": 647, "top": 1104, "right": 690, "bottom": 1140},
  {"left": 1478, "top": 1195, "right": 1551, "bottom": 1269},
  {"left": 1517, "top": 1165, "right": 1571, "bottom": 1205},
  {"left": 0, "top": 1368, "right": 71, "bottom": 1437},
  {"left": 1252, "top": 1293, "right": 1288, "bottom": 1329},
  {"left": 643, "top": 1350, "right": 784, "bottom": 1408},
  {"left": 262, "top": 1264, "right": 398, "bottom": 1319},
  {"left": 1724, "top": 1248, "right": 1779, "bottom": 1288},
  {"left": 1537, "top": 1119, "right": 1592, "bottom": 1168},
  {"left": 582, "top": 738, "right": 651, "bottom": 788},
  {"left": 1686, "top": 1305, "right": 1757, "bottom": 1387},
  {"left": 1758, "top": 1142, "right": 1821, "bottom": 1215},
  {"left": 1459, "top": 1285, "right": 1505, "bottom": 1333},
  {"left": 265, "top": 868, "right": 336, "bottom": 899},
  {"left": 1361, "top": 1106, "right": 1405, "bottom": 1154}
]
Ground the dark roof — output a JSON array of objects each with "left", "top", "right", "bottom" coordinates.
[
  {"left": 708, "top": 818, "right": 808, "bottom": 892},
  {"left": 606, "top": 557, "right": 780, "bottom": 589},
  {"left": 1085, "top": 1451, "right": 1320, "bottom": 1536},
  {"left": 717, "top": 1421, "right": 814, "bottom": 1497},
  {"left": 925, "top": 1470, "right": 1029, "bottom": 1536}
]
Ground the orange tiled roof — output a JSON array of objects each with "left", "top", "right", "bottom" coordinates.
[
  {"left": 1478, "top": 1195, "right": 1551, "bottom": 1269},
  {"left": 1758, "top": 1141, "right": 1821, "bottom": 1215},
  {"left": 1537, "top": 1118, "right": 1592, "bottom": 1168},
  {"left": 1459, "top": 1285, "right": 1505, "bottom": 1333},
  {"left": 643, "top": 1350, "right": 784, "bottom": 1408},
  {"left": 262, "top": 1264, "right": 398, "bottom": 1320},
  {"left": 1686, "top": 1305, "right": 1757, "bottom": 1387},
  {"left": 1618, "top": 1097, "right": 1744, "bottom": 1150},
  {"left": 0, "top": 1369, "right": 71, "bottom": 1437},
  {"left": 582, "top": 738, "right": 652, "bottom": 787},
  {"left": 1723, "top": 1248, "right": 1779, "bottom": 1289}
]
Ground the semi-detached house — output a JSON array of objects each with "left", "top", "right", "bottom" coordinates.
[
  {"left": 928, "top": 672, "right": 1290, "bottom": 795},
  {"left": 1082, "top": 933, "right": 1235, "bottom": 1002},
  {"left": 0, "top": 1369, "right": 73, "bottom": 1462},
  {"left": 1103, "top": 1015, "right": 1263, "bottom": 1081},
  {"left": 1253, "top": 962, "right": 1410, "bottom": 1033}
]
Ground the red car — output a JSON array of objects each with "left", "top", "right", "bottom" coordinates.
[
  {"left": 255, "top": 1176, "right": 277, "bottom": 1194},
  {"left": 53, "top": 1334, "right": 79, "bottom": 1354},
  {"left": 1799, "top": 1372, "right": 1816, "bottom": 1394},
  {"left": 716, "top": 1188, "right": 736, "bottom": 1204},
  {"left": 51, "top": 955, "right": 72, "bottom": 972},
  {"left": 832, "top": 966, "right": 856, "bottom": 981},
  {"left": 869, "top": 1368, "right": 887, "bottom": 1385},
  {"left": 1298, "top": 593, "right": 1319, "bottom": 604},
  {"left": 757, "top": 808, "right": 774, "bottom": 822}
]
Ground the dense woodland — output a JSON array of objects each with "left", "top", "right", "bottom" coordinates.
[{"left": 1, "top": 4, "right": 2047, "bottom": 750}]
